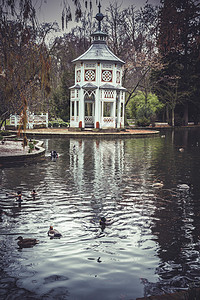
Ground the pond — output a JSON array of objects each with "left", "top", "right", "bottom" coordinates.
[{"left": 0, "top": 128, "right": 200, "bottom": 299}]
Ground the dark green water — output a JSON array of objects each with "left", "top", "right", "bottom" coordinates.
[{"left": 0, "top": 128, "right": 200, "bottom": 299}]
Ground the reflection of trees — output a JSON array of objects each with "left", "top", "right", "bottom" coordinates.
[
  {"left": 2, "top": 133, "right": 200, "bottom": 296},
  {"left": 1, "top": 161, "right": 46, "bottom": 192},
  {"left": 147, "top": 129, "right": 200, "bottom": 289},
  {"left": 125, "top": 137, "right": 168, "bottom": 185},
  {"left": 126, "top": 130, "right": 200, "bottom": 290},
  {"left": 151, "top": 187, "right": 200, "bottom": 289}
]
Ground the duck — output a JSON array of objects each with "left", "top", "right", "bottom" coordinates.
[
  {"left": 99, "top": 217, "right": 107, "bottom": 231},
  {"left": 48, "top": 226, "right": 62, "bottom": 238},
  {"left": 152, "top": 181, "right": 164, "bottom": 188},
  {"left": 16, "top": 236, "right": 39, "bottom": 248},
  {"left": 31, "top": 190, "right": 37, "bottom": 196},
  {"left": 100, "top": 216, "right": 107, "bottom": 226},
  {"left": 50, "top": 150, "right": 58, "bottom": 158},
  {"left": 177, "top": 183, "right": 192, "bottom": 190}
]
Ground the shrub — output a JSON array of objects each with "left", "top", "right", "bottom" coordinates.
[
  {"left": 28, "top": 142, "right": 34, "bottom": 153},
  {"left": 48, "top": 119, "right": 69, "bottom": 128},
  {"left": 127, "top": 91, "right": 163, "bottom": 127},
  {"left": 136, "top": 117, "right": 151, "bottom": 127}
]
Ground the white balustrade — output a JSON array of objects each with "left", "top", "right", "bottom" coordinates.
[{"left": 10, "top": 111, "right": 48, "bottom": 128}]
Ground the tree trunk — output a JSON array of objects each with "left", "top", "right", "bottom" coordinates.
[
  {"left": 183, "top": 102, "right": 188, "bottom": 126},
  {"left": 166, "top": 105, "right": 169, "bottom": 124},
  {"left": 172, "top": 107, "right": 175, "bottom": 127}
]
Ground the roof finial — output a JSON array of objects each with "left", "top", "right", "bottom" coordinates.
[
  {"left": 95, "top": 1, "right": 104, "bottom": 31},
  {"left": 98, "top": 1, "right": 101, "bottom": 13}
]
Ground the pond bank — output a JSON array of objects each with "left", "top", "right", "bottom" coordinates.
[
  {"left": 0, "top": 139, "right": 45, "bottom": 164},
  {"left": 1, "top": 128, "right": 159, "bottom": 164},
  {"left": 8, "top": 128, "right": 160, "bottom": 138}
]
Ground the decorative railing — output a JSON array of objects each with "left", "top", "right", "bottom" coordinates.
[
  {"left": 85, "top": 116, "right": 94, "bottom": 124},
  {"left": 10, "top": 112, "right": 48, "bottom": 129},
  {"left": 103, "top": 117, "right": 114, "bottom": 123}
]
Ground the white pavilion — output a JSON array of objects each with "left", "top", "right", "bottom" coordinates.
[{"left": 69, "top": 3, "right": 126, "bottom": 130}]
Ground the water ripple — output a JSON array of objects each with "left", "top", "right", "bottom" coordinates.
[{"left": 1, "top": 134, "right": 200, "bottom": 299}]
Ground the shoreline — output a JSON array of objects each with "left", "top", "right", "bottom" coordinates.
[
  {"left": 0, "top": 139, "right": 45, "bottom": 164},
  {"left": 0, "top": 128, "right": 159, "bottom": 164},
  {"left": 7, "top": 128, "right": 160, "bottom": 138}
]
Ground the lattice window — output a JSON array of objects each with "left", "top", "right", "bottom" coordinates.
[
  {"left": 76, "top": 70, "right": 81, "bottom": 82},
  {"left": 85, "top": 69, "right": 96, "bottom": 81},
  {"left": 85, "top": 63, "right": 96, "bottom": 68},
  {"left": 103, "top": 117, "right": 114, "bottom": 123},
  {"left": 104, "top": 90, "right": 114, "bottom": 98},
  {"left": 102, "top": 70, "right": 112, "bottom": 82},
  {"left": 102, "top": 64, "right": 112, "bottom": 69}
]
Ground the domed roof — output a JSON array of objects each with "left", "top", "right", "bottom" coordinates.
[{"left": 72, "top": 42, "right": 125, "bottom": 64}]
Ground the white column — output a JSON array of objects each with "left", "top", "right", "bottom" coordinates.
[
  {"left": 117, "top": 94, "right": 121, "bottom": 129},
  {"left": 15, "top": 113, "right": 17, "bottom": 128},
  {"left": 74, "top": 100, "right": 77, "bottom": 121},
  {"left": 46, "top": 112, "right": 48, "bottom": 128},
  {"left": 95, "top": 62, "right": 101, "bottom": 129},
  {"left": 94, "top": 89, "right": 99, "bottom": 128},
  {"left": 79, "top": 89, "right": 85, "bottom": 128},
  {"left": 101, "top": 100, "right": 104, "bottom": 128},
  {"left": 122, "top": 92, "right": 125, "bottom": 127}
]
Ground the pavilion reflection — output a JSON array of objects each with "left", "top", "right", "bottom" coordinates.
[{"left": 69, "top": 138, "right": 125, "bottom": 193}]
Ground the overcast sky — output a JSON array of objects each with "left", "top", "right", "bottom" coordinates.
[{"left": 36, "top": 0, "right": 161, "bottom": 31}]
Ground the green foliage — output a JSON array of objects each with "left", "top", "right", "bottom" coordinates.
[
  {"left": 136, "top": 117, "right": 151, "bottom": 127},
  {"left": 48, "top": 118, "right": 69, "bottom": 128},
  {"left": 156, "top": 0, "right": 200, "bottom": 125},
  {"left": 127, "top": 91, "right": 163, "bottom": 126},
  {"left": 28, "top": 142, "right": 34, "bottom": 153},
  {"left": 0, "top": 130, "right": 12, "bottom": 142},
  {"left": 50, "top": 71, "right": 73, "bottom": 121}
]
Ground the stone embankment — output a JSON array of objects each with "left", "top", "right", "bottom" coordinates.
[
  {"left": 11, "top": 128, "right": 160, "bottom": 138},
  {"left": 0, "top": 138, "right": 45, "bottom": 164}
]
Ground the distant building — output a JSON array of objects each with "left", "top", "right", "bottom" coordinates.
[{"left": 69, "top": 3, "right": 126, "bottom": 130}]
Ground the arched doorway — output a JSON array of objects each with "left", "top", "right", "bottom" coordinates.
[{"left": 84, "top": 90, "right": 95, "bottom": 128}]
